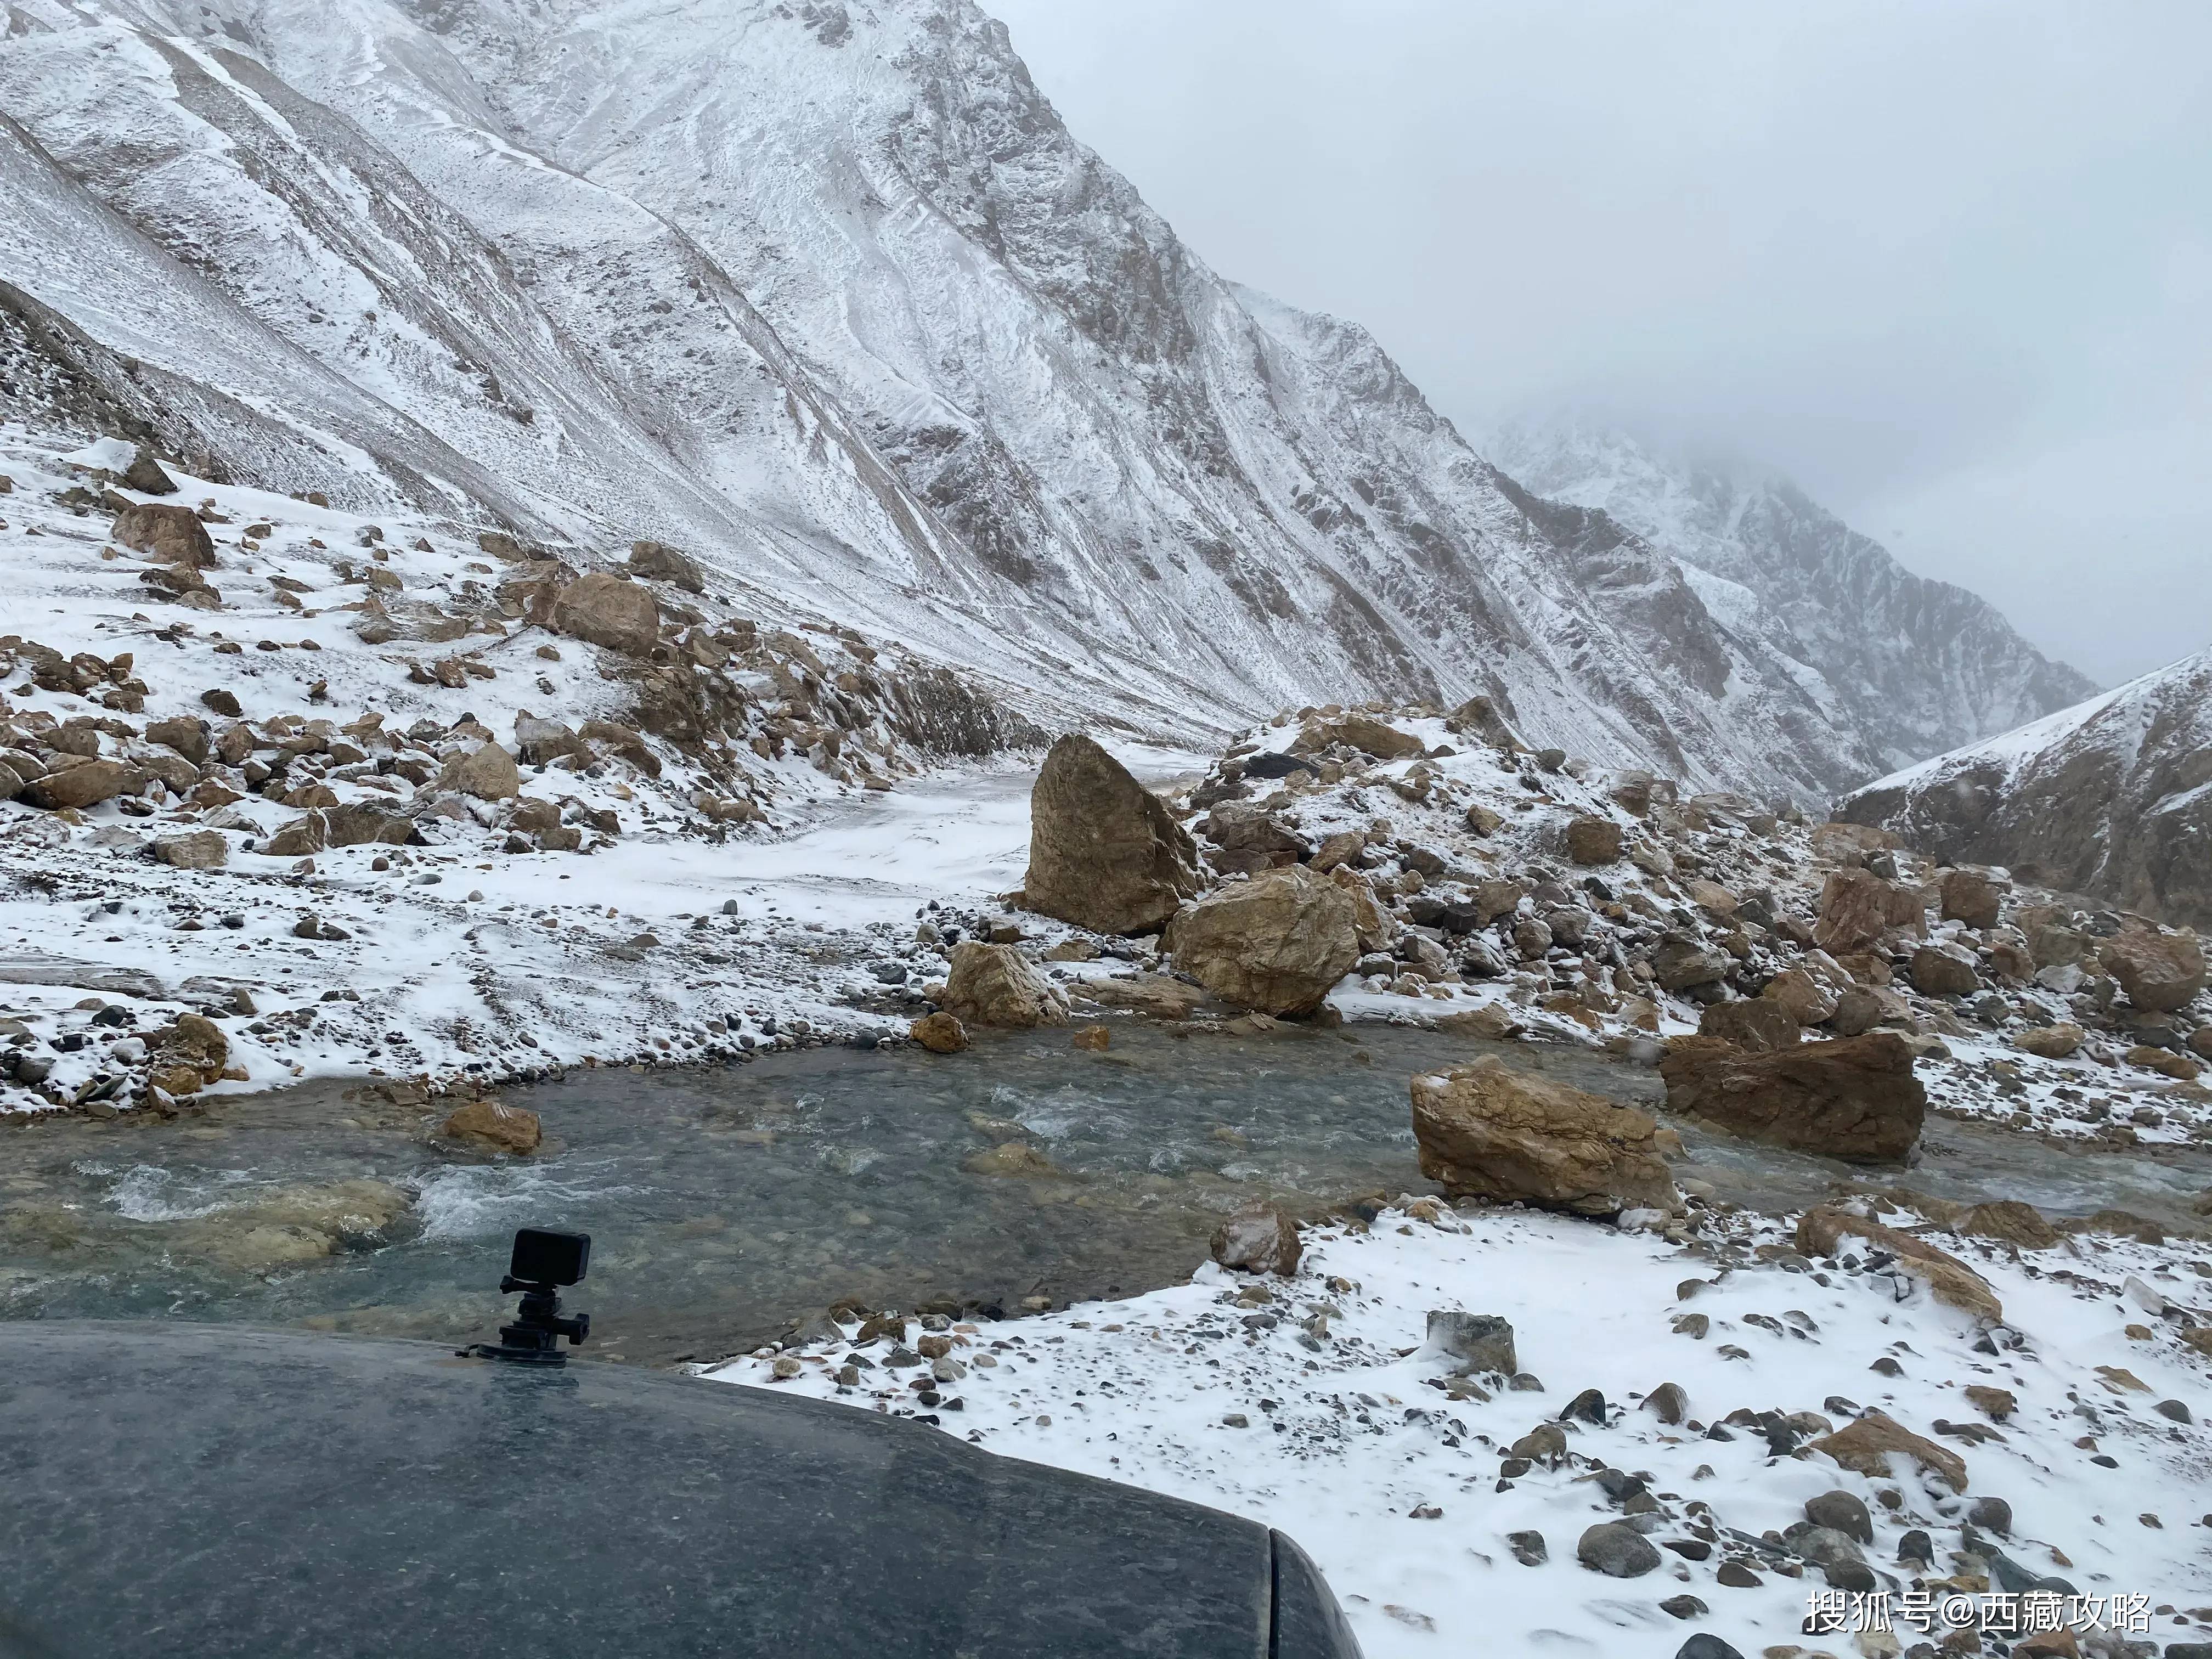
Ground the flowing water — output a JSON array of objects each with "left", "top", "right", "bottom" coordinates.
[{"left": 4, "top": 1024, "right": 2206, "bottom": 1364}]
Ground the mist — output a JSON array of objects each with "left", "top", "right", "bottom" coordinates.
[{"left": 988, "top": 0, "right": 2211, "bottom": 688}]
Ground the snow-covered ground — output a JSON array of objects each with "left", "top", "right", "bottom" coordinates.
[{"left": 709, "top": 1198, "right": 2212, "bottom": 1658}]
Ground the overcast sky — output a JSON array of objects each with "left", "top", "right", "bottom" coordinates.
[{"left": 988, "top": 1, "right": 2210, "bottom": 689}]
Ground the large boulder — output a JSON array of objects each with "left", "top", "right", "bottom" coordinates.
[
  {"left": 323, "top": 803, "right": 416, "bottom": 847},
  {"left": 627, "top": 539, "right": 705, "bottom": 593},
  {"left": 1937, "top": 867, "right": 2006, "bottom": 929},
  {"left": 110, "top": 503, "right": 214, "bottom": 567},
  {"left": 1167, "top": 864, "right": 1360, "bottom": 1017},
  {"left": 552, "top": 572, "right": 661, "bottom": 657},
  {"left": 23, "top": 759, "right": 140, "bottom": 810},
  {"left": 1659, "top": 1032, "right": 1926, "bottom": 1164},
  {"left": 439, "top": 741, "right": 521, "bottom": 802},
  {"left": 1289, "top": 713, "right": 1425, "bottom": 760},
  {"left": 1564, "top": 816, "right": 1623, "bottom": 865},
  {"left": 1696, "top": 998, "right": 1801, "bottom": 1053},
  {"left": 2098, "top": 927, "right": 2207, "bottom": 1013},
  {"left": 1023, "top": 734, "right": 1201, "bottom": 935},
  {"left": 1409, "top": 1056, "right": 1678, "bottom": 1216},
  {"left": 1814, "top": 868, "right": 1922, "bottom": 953},
  {"left": 939, "top": 942, "right": 1069, "bottom": 1029}
]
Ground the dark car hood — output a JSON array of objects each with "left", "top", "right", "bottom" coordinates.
[{"left": 0, "top": 1323, "right": 1286, "bottom": 1658}]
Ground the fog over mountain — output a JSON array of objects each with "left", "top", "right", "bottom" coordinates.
[{"left": 991, "top": 0, "right": 2212, "bottom": 688}]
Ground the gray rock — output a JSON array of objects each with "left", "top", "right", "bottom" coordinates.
[
  {"left": 1575, "top": 1521, "right": 1660, "bottom": 1578},
  {"left": 1804, "top": 1489, "right": 1874, "bottom": 1544},
  {"left": 1426, "top": 1311, "right": 1515, "bottom": 1377}
]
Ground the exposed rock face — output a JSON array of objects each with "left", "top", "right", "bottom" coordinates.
[
  {"left": 1695, "top": 998, "right": 1801, "bottom": 1053},
  {"left": 1167, "top": 865, "right": 1360, "bottom": 1017},
  {"left": 1409, "top": 1056, "right": 1678, "bottom": 1216},
  {"left": 1023, "top": 734, "right": 1201, "bottom": 935},
  {"left": 1814, "top": 869, "right": 1922, "bottom": 954},
  {"left": 1838, "top": 647, "right": 2212, "bottom": 928},
  {"left": 939, "top": 941, "right": 1069, "bottom": 1029},
  {"left": 1564, "top": 817, "right": 1623, "bottom": 865},
  {"left": 553, "top": 573, "right": 660, "bottom": 657},
  {"left": 1660, "top": 1033, "right": 1926, "bottom": 1164},
  {"left": 1210, "top": 1208, "right": 1302, "bottom": 1276},
  {"left": 441, "top": 1097, "right": 543, "bottom": 1154},
  {"left": 110, "top": 503, "right": 213, "bottom": 567},
  {"left": 2098, "top": 927, "right": 2207, "bottom": 1013},
  {"left": 627, "top": 539, "right": 704, "bottom": 593}
]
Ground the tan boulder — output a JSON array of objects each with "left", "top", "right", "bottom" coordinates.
[
  {"left": 627, "top": 539, "right": 705, "bottom": 593},
  {"left": 1167, "top": 864, "right": 1360, "bottom": 1017},
  {"left": 1210, "top": 1207, "right": 1302, "bottom": 1275},
  {"left": 1956, "top": 1199, "right": 2059, "bottom": 1251},
  {"left": 1762, "top": 967, "right": 1839, "bottom": 1026},
  {"left": 111, "top": 502, "right": 215, "bottom": 567},
  {"left": 1909, "top": 944, "right": 1981, "bottom": 998},
  {"left": 1696, "top": 997, "right": 1801, "bottom": 1053},
  {"left": 23, "top": 758, "right": 140, "bottom": 810},
  {"left": 940, "top": 941, "right": 1069, "bottom": 1029},
  {"left": 1808, "top": 1409, "right": 1968, "bottom": 1490},
  {"left": 154, "top": 830, "right": 227, "bottom": 870},
  {"left": 1815, "top": 868, "right": 1923, "bottom": 953},
  {"left": 1798, "top": 1205, "right": 2001, "bottom": 1323},
  {"left": 909, "top": 1011, "right": 969, "bottom": 1053},
  {"left": 262, "top": 813, "right": 328, "bottom": 857},
  {"left": 1290, "top": 713, "right": 1424, "bottom": 760},
  {"left": 440, "top": 741, "right": 521, "bottom": 802},
  {"left": 1937, "top": 867, "right": 2006, "bottom": 930},
  {"left": 1659, "top": 1032, "right": 1925, "bottom": 1164},
  {"left": 1409, "top": 1056, "right": 1677, "bottom": 1216},
  {"left": 441, "top": 1097, "right": 543, "bottom": 1154},
  {"left": 2011, "top": 1023, "right": 2084, "bottom": 1059},
  {"left": 1564, "top": 816, "right": 1623, "bottom": 865},
  {"left": 2099, "top": 927, "right": 2207, "bottom": 1013},
  {"left": 552, "top": 572, "right": 661, "bottom": 657},
  {"left": 1023, "top": 733, "right": 1202, "bottom": 935}
]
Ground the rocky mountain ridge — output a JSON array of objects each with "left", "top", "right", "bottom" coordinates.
[
  {"left": 1838, "top": 646, "right": 2212, "bottom": 929},
  {"left": 0, "top": 0, "right": 2079, "bottom": 804}
]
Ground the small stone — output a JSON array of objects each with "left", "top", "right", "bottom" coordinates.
[
  {"left": 1221, "top": 1413, "right": 1249, "bottom": 1429},
  {"left": 1714, "top": 1560, "right": 1762, "bottom": 1588},
  {"left": 2154, "top": 1398, "right": 2193, "bottom": 1424},
  {"left": 1575, "top": 1521, "right": 1660, "bottom": 1578},
  {"left": 1658, "top": 1595, "right": 1708, "bottom": 1621}
]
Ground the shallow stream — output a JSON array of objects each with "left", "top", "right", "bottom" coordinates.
[{"left": 5, "top": 1023, "right": 2206, "bottom": 1364}]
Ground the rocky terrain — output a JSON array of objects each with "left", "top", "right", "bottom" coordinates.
[
  {"left": 0, "top": 0, "right": 2085, "bottom": 802},
  {"left": 1838, "top": 650, "right": 2212, "bottom": 933},
  {"left": 1488, "top": 421, "right": 2098, "bottom": 783}
]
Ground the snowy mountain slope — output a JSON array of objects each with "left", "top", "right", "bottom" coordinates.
[
  {"left": 0, "top": 0, "right": 2072, "bottom": 800},
  {"left": 1836, "top": 646, "right": 2212, "bottom": 927},
  {"left": 1487, "top": 420, "right": 2097, "bottom": 774}
]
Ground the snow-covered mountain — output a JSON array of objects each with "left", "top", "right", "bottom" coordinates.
[
  {"left": 1486, "top": 421, "right": 2097, "bottom": 779},
  {"left": 1837, "top": 647, "right": 2212, "bottom": 927},
  {"left": 0, "top": 0, "right": 2078, "bottom": 800}
]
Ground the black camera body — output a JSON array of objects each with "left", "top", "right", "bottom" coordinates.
[{"left": 466, "top": 1228, "right": 592, "bottom": 1366}]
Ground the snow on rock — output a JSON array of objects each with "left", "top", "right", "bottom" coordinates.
[
  {"left": 710, "top": 1196, "right": 2212, "bottom": 1658},
  {"left": 1486, "top": 419, "right": 2097, "bottom": 788},
  {"left": 1838, "top": 648, "right": 2212, "bottom": 932}
]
